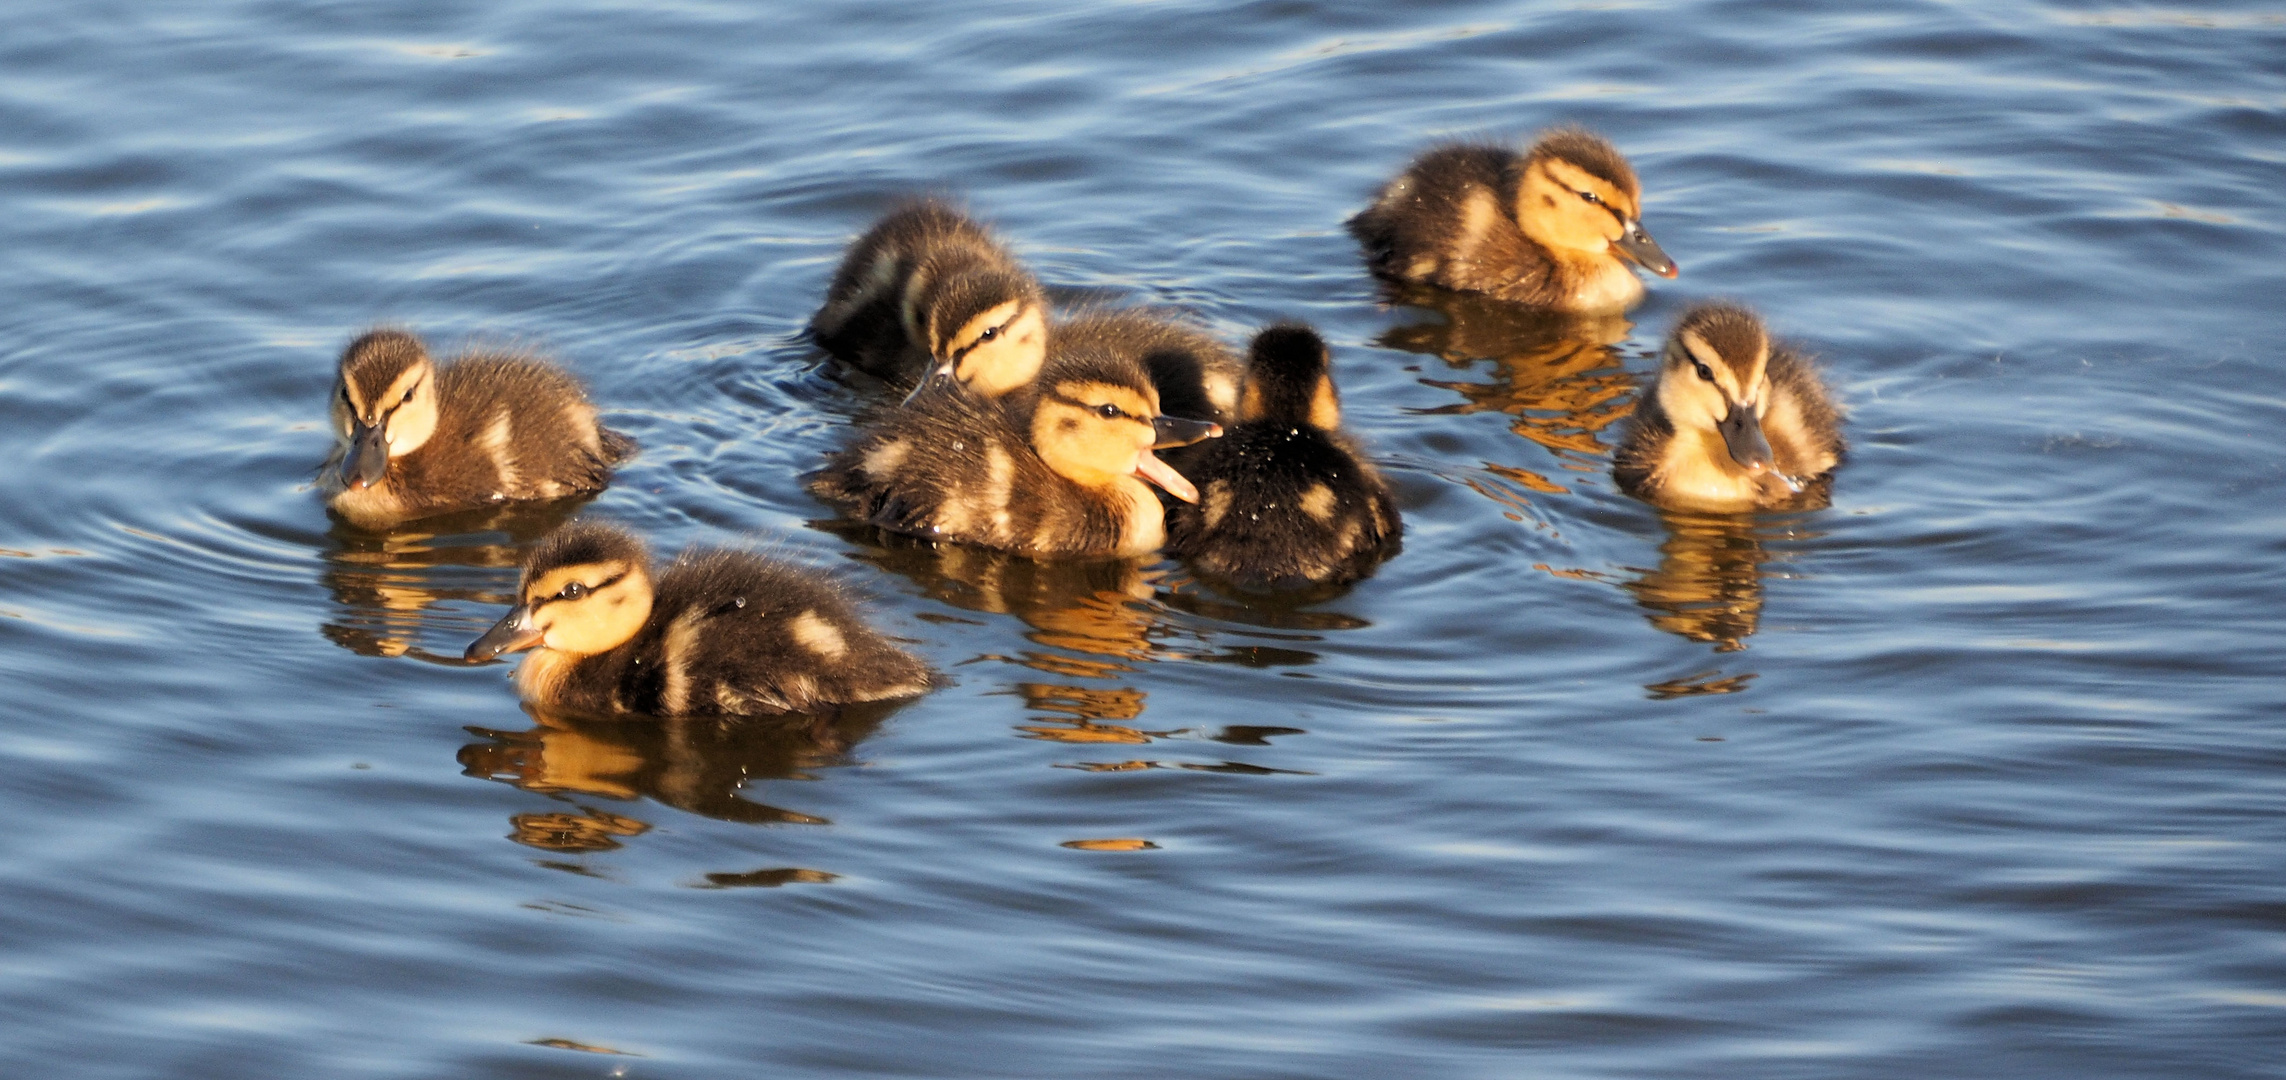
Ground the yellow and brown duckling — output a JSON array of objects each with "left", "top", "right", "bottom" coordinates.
[
  {"left": 1614, "top": 303, "right": 1844, "bottom": 512},
  {"left": 808, "top": 202, "right": 1243, "bottom": 423},
  {"left": 1166, "top": 324, "right": 1402, "bottom": 587},
  {"left": 325, "top": 329, "right": 634, "bottom": 530},
  {"left": 808, "top": 199, "right": 1050, "bottom": 401},
  {"left": 808, "top": 342, "right": 1221, "bottom": 559},
  {"left": 1347, "top": 128, "right": 1677, "bottom": 312},
  {"left": 463, "top": 521, "right": 932, "bottom": 717}
]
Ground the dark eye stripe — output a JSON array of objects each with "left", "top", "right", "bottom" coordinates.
[{"left": 533, "top": 570, "right": 625, "bottom": 608}]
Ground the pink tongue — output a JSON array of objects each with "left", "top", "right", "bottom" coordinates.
[{"left": 1133, "top": 449, "right": 1199, "bottom": 503}]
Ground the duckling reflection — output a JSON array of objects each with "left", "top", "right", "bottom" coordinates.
[
  {"left": 318, "top": 500, "right": 588, "bottom": 662},
  {"left": 459, "top": 701, "right": 899, "bottom": 853},
  {"left": 813, "top": 518, "right": 1164, "bottom": 670},
  {"left": 1378, "top": 285, "right": 1634, "bottom": 492},
  {"left": 1621, "top": 510, "right": 1779, "bottom": 652}
]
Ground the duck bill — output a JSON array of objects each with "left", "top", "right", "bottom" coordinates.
[
  {"left": 341, "top": 419, "right": 390, "bottom": 490},
  {"left": 899, "top": 359, "right": 960, "bottom": 407},
  {"left": 1132, "top": 448, "right": 1199, "bottom": 503},
  {"left": 465, "top": 603, "right": 543, "bottom": 662},
  {"left": 1718, "top": 403, "right": 1773, "bottom": 474},
  {"left": 1150, "top": 414, "right": 1222, "bottom": 449},
  {"left": 1613, "top": 219, "right": 1678, "bottom": 279}
]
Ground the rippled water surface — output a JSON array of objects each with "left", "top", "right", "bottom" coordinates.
[{"left": 4, "top": 2, "right": 2283, "bottom": 1076}]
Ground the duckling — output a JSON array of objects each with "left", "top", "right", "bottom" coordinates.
[
  {"left": 463, "top": 521, "right": 933, "bottom": 717},
  {"left": 1166, "top": 324, "right": 1402, "bottom": 587},
  {"left": 808, "top": 203, "right": 1243, "bottom": 423},
  {"left": 1614, "top": 303, "right": 1844, "bottom": 512},
  {"left": 325, "top": 329, "right": 634, "bottom": 530},
  {"left": 808, "top": 343, "right": 1221, "bottom": 559},
  {"left": 808, "top": 200, "right": 1050, "bottom": 401},
  {"left": 1347, "top": 128, "right": 1677, "bottom": 312}
]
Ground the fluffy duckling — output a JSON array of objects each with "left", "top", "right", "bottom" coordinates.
[
  {"left": 1614, "top": 303, "right": 1844, "bottom": 512},
  {"left": 326, "top": 330, "right": 634, "bottom": 530},
  {"left": 807, "top": 203, "right": 1243, "bottom": 424},
  {"left": 808, "top": 200, "right": 1050, "bottom": 401},
  {"left": 1347, "top": 128, "right": 1677, "bottom": 312},
  {"left": 464, "top": 521, "right": 932, "bottom": 717},
  {"left": 1166, "top": 324, "right": 1401, "bottom": 587},
  {"left": 808, "top": 343, "right": 1221, "bottom": 559}
]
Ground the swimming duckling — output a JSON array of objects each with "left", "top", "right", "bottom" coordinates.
[
  {"left": 325, "top": 330, "right": 634, "bottom": 530},
  {"left": 1614, "top": 303, "right": 1844, "bottom": 512},
  {"left": 1347, "top": 128, "right": 1677, "bottom": 312},
  {"left": 808, "top": 343, "right": 1221, "bottom": 559},
  {"left": 464, "top": 521, "right": 932, "bottom": 717},
  {"left": 808, "top": 200, "right": 1050, "bottom": 401},
  {"left": 1166, "top": 324, "right": 1401, "bottom": 587}
]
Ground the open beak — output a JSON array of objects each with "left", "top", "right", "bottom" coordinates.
[
  {"left": 341, "top": 418, "right": 390, "bottom": 490},
  {"left": 1612, "top": 219, "right": 1678, "bottom": 279},
  {"left": 1150, "top": 414, "right": 1222, "bottom": 449},
  {"left": 465, "top": 603, "right": 543, "bottom": 662},
  {"left": 899, "top": 359, "right": 960, "bottom": 407},
  {"left": 1717, "top": 402, "right": 1773, "bottom": 474},
  {"left": 1132, "top": 448, "right": 1199, "bottom": 503}
]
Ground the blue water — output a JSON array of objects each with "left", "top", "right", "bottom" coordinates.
[{"left": 2, "top": 2, "right": 2283, "bottom": 1076}]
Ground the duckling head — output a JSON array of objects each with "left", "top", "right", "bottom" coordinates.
[
  {"left": 1515, "top": 128, "right": 1677, "bottom": 279},
  {"left": 1238, "top": 323, "right": 1343, "bottom": 431},
  {"left": 1655, "top": 303, "right": 1778, "bottom": 476},
  {"left": 332, "top": 330, "right": 442, "bottom": 490},
  {"left": 1028, "top": 349, "right": 1217, "bottom": 504},
  {"left": 905, "top": 266, "right": 1049, "bottom": 404},
  {"left": 465, "top": 521, "right": 656, "bottom": 662}
]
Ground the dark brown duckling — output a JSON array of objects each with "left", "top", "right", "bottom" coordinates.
[
  {"left": 325, "top": 329, "right": 634, "bottom": 530},
  {"left": 464, "top": 521, "right": 932, "bottom": 717},
  {"left": 1348, "top": 128, "right": 1677, "bottom": 312},
  {"left": 1165, "top": 324, "right": 1401, "bottom": 587},
  {"left": 1614, "top": 303, "right": 1845, "bottom": 512},
  {"left": 808, "top": 200, "right": 1050, "bottom": 401},
  {"left": 808, "top": 342, "right": 1220, "bottom": 559}
]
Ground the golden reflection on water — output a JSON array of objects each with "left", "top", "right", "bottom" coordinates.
[
  {"left": 317, "top": 501, "right": 589, "bottom": 663},
  {"left": 459, "top": 701, "right": 897, "bottom": 853},
  {"left": 1623, "top": 511, "right": 1778, "bottom": 653},
  {"left": 1377, "top": 284, "right": 1635, "bottom": 501},
  {"left": 820, "top": 521, "right": 1168, "bottom": 671}
]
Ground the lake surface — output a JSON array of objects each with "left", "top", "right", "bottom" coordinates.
[{"left": 3, "top": 1, "right": 2282, "bottom": 1076}]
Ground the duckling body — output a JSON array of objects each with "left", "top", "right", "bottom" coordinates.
[
  {"left": 1347, "top": 130, "right": 1676, "bottom": 312},
  {"left": 465, "top": 521, "right": 932, "bottom": 717},
  {"left": 1614, "top": 303, "right": 1844, "bottom": 512},
  {"left": 809, "top": 344, "right": 1218, "bottom": 559},
  {"left": 1166, "top": 324, "right": 1401, "bottom": 587},
  {"left": 809, "top": 200, "right": 1050, "bottom": 398},
  {"left": 325, "top": 330, "right": 633, "bottom": 530}
]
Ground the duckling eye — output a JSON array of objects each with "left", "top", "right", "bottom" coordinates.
[
  {"left": 1693, "top": 362, "right": 1715, "bottom": 382},
  {"left": 1095, "top": 403, "right": 1124, "bottom": 420},
  {"left": 558, "top": 582, "right": 587, "bottom": 600},
  {"left": 1577, "top": 190, "right": 1601, "bottom": 205},
  {"left": 977, "top": 325, "right": 1000, "bottom": 343}
]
